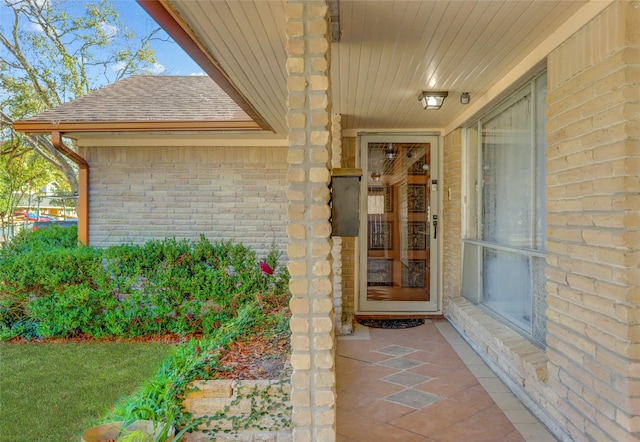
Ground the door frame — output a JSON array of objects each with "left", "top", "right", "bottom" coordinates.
[{"left": 356, "top": 133, "right": 441, "bottom": 315}]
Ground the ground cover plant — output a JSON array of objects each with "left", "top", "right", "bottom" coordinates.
[
  {"left": 103, "top": 304, "right": 291, "bottom": 440},
  {"left": 0, "top": 227, "right": 291, "bottom": 440}
]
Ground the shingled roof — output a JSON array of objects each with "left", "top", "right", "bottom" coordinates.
[{"left": 13, "top": 75, "right": 263, "bottom": 133}]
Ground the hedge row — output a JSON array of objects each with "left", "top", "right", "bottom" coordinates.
[{"left": 0, "top": 228, "right": 289, "bottom": 340}]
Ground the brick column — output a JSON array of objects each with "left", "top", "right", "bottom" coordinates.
[{"left": 285, "top": 2, "right": 336, "bottom": 442}]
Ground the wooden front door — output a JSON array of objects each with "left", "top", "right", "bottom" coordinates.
[{"left": 358, "top": 134, "right": 439, "bottom": 314}]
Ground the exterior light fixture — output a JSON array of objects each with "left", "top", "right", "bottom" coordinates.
[
  {"left": 460, "top": 92, "right": 471, "bottom": 105},
  {"left": 371, "top": 172, "right": 381, "bottom": 181},
  {"left": 385, "top": 143, "right": 397, "bottom": 160},
  {"left": 418, "top": 91, "right": 448, "bottom": 110}
]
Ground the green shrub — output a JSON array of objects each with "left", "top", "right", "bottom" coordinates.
[
  {"left": 1, "top": 229, "right": 293, "bottom": 436},
  {"left": 2, "top": 225, "right": 79, "bottom": 255},
  {"left": 0, "top": 231, "right": 289, "bottom": 341}
]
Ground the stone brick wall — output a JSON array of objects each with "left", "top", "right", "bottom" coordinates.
[
  {"left": 446, "top": 297, "right": 560, "bottom": 436},
  {"left": 442, "top": 129, "right": 462, "bottom": 302},
  {"left": 545, "top": 2, "right": 640, "bottom": 440},
  {"left": 331, "top": 114, "right": 346, "bottom": 334},
  {"left": 447, "top": 3, "right": 640, "bottom": 442},
  {"left": 81, "top": 145, "right": 288, "bottom": 259},
  {"left": 183, "top": 379, "right": 292, "bottom": 442},
  {"left": 285, "top": 2, "right": 336, "bottom": 441},
  {"left": 340, "top": 137, "right": 357, "bottom": 319}
]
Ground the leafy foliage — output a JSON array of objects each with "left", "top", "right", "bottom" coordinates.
[
  {"left": 105, "top": 305, "right": 259, "bottom": 436},
  {"left": 0, "top": 230, "right": 289, "bottom": 341},
  {"left": 103, "top": 302, "right": 291, "bottom": 440},
  {"left": 0, "top": 142, "right": 61, "bottom": 223},
  {"left": 0, "top": 0, "right": 164, "bottom": 196},
  {"left": 1, "top": 0, "right": 162, "bottom": 116},
  {"left": 1, "top": 222, "right": 79, "bottom": 253},
  {"left": 0, "top": 228, "right": 292, "bottom": 438}
]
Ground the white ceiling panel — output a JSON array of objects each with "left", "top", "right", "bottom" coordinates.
[
  {"left": 168, "top": 0, "right": 289, "bottom": 135},
  {"left": 165, "top": 0, "right": 592, "bottom": 136}
]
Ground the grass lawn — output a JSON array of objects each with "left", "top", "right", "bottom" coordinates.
[{"left": 0, "top": 342, "right": 174, "bottom": 442}]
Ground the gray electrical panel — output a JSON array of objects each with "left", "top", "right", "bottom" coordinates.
[{"left": 331, "top": 168, "right": 362, "bottom": 237}]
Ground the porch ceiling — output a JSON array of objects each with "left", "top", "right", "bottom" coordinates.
[{"left": 160, "top": 0, "right": 592, "bottom": 136}]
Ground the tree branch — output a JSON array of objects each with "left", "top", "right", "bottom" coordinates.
[{"left": 0, "top": 8, "right": 55, "bottom": 108}]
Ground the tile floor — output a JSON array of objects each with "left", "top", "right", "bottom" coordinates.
[{"left": 336, "top": 320, "right": 557, "bottom": 442}]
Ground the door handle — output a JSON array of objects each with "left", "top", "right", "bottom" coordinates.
[{"left": 433, "top": 215, "right": 438, "bottom": 239}]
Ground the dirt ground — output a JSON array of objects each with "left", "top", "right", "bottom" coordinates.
[
  {"left": 212, "top": 334, "right": 291, "bottom": 380},
  {"left": 9, "top": 332, "right": 291, "bottom": 380}
]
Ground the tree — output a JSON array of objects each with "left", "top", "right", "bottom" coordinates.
[
  {"left": 0, "top": 0, "right": 164, "bottom": 196},
  {"left": 0, "top": 123, "right": 60, "bottom": 238}
]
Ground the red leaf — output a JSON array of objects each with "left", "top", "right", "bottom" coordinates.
[{"left": 259, "top": 261, "right": 273, "bottom": 275}]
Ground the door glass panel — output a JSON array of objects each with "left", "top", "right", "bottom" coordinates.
[{"left": 366, "top": 142, "right": 430, "bottom": 302}]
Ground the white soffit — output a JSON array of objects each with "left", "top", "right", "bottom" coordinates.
[{"left": 167, "top": 0, "right": 595, "bottom": 134}]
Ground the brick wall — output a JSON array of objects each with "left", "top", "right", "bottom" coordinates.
[
  {"left": 545, "top": 2, "right": 640, "bottom": 440},
  {"left": 447, "top": 3, "right": 640, "bottom": 442},
  {"left": 340, "top": 137, "right": 357, "bottom": 318},
  {"left": 81, "top": 145, "right": 288, "bottom": 260},
  {"left": 331, "top": 114, "right": 345, "bottom": 334},
  {"left": 442, "top": 129, "right": 462, "bottom": 301},
  {"left": 183, "top": 379, "right": 292, "bottom": 442}
]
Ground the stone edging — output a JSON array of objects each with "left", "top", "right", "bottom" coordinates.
[{"left": 182, "top": 379, "right": 292, "bottom": 442}]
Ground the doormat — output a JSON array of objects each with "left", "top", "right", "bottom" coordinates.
[{"left": 356, "top": 318, "right": 425, "bottom": 329}]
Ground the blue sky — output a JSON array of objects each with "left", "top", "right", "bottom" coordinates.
[
  {"left": 116, "top": 1, "right": 205, "bottom": 77},
  {"left": 0, "top": 0, "right": 205, "bottom": 79}
]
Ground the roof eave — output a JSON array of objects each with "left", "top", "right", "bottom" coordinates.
[{"left": 13, "top": 120, "right": 264, "bottom": 133}]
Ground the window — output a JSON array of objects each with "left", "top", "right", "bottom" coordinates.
[{"left": 462, "top": 72, "right": 547, "bottom": 347}]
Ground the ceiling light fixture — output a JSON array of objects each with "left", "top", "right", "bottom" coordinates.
[
  {"left": 385, "top": 143, "right": 397, "bottom": 160},
  {"left": 460, "top": 92, "right": 471, "bottom": 105},
  {"left": 418, "top": 91, "right": 448, "bottom": 110}
]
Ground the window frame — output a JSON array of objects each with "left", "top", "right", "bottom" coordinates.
[{"left": 461, "top": 71, "right": 548, "bottom": 347}]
